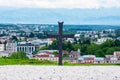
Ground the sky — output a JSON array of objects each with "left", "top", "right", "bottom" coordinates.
[{"left": 0, "top": 0, "right": 120, "bottom": 25}]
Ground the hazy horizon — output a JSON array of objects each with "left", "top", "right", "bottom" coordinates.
[{"left": 0, "top": 0, "right": 120, "bottom": 25}]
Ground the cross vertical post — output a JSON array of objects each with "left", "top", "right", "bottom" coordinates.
[
  {"left": 46, "top": 22, "right": 74, "bottom": 66},
  {"left": 58, "top": 22, "right": 63, "bottom": 65}
]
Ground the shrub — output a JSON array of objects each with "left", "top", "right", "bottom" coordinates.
[{"left": 9, "top": 51, "right": 28, "bottom": 59}]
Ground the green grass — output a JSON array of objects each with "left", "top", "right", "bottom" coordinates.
[
  {"left": 0, "top": 58, "right": 120, "bottom": 66},
  {"left": 63, "top": 63, "right": 120, "bottom": 66},
  {"left": 63, "top": 62, "right": 120, "bottom": 66},
  {"left": 0, "top": 58, "right": 57, "bottom": 65}
]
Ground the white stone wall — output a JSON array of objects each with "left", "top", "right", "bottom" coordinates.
[
  {"left": 0, "top": 66, "right": 120, "bottom": 80},
  {"left": 0, "top": 44, "right": 5, "bottom": 51}
]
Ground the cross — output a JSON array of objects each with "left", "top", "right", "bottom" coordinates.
[{"left": 47, "top": 22, "right": 74, "bottom": 66}]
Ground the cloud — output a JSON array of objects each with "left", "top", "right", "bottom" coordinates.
[{"left": 0, "top": 0, "right": 120, "bottom": 9}]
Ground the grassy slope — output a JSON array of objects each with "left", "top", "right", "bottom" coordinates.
[
  {"left": 0, "top": 58, "right": 57, "bottom": 65},
  {"left": 0, "top": 58, "right": 120, "bottom": 66}
]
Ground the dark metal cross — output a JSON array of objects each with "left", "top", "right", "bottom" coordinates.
[{"left": 47, "top": 22, "right": 74, "bottom": 66}]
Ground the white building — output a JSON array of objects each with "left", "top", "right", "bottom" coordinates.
[
  {"left": 74, "top": 34, "right": 80, "bottom": 38},
  {"left": 6, "top": 42, "right": 36, "bottom": 57},
  {"left": 0, "top": 44, "right": 5, "bottom": 51},
  {"left": 34, "top": 52, "right": 58, "bottom": 62},
  {"left": 17, "top": 43, "right": 36, "bottom": 55},
  {"left": 0, "top": 51, "right": 10, "bottom": 57},
  {"left": 6, "top": 43, "right": 17, "bottom": 53},
  {"left": 96, "top": 37, "right": 113, "bottom": 44},
  {"left": 114, "top": 51, "right": 120, "bottom": 60}
]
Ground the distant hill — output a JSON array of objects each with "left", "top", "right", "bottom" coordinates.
[{"left": 0, "top": 7, "right": 120, "bottom": 25}]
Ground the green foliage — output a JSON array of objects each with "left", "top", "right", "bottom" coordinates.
[
  {"left": 73, "top": 44, "right": 81, "bottom": 51},
  {"left": 106, "top": 47, "right": 115, "bottom": 55},
  {"left": 81, "top": 44, "right": 87, "bottom": 54},
  {"left": 52, "top": 52, "right": 58, "bottom": 55},
  {"left": 40, "top": 46, "right": 49, "bottom": 50},
  {"left": 0, "top": 58, "right": 57, "bottom": 65},
  {"left": 82, "top": 38, "right": 91, "bottom": 44},
  {"left": 9, "top": 51, "right": 28, "bottom": 59},
  {"left": 0, "top": 58, "right": 120, "bottom": 66},
  {"left": 49, "top": 40, "right": 58, "bottom": 49},
  {"left": 12, "top": 36, "right": 18, "bottom": 42},
  {"left": 29, "top": 32, "right": 35, "bottom": 38},
  {"left": 101, "top": 40, "right": 115, "bottom": 48},
  {"left": 63, "top": 54, "right": 69, "bottom": 58},
  {"left": 115, "top": 29, "right": 120, "bottom": 37},
  {"left": 80, "top": 39, "right": 120, "bottom": 56},
  {"left": 86, "top": 43, "right": 99, "bottom": 55},
  {"left": 95, "top": 49, "right": 104, "bottom": 57},
  {"left": 45, "top": 40, "right": 75, "bottom": 52},
  {"left": 63, "top": 41, "right": 74, "bottom": 52},
  {"left": 63, "top": 61, "right": 69, "bottom": 65},
  {"left": 115, "top": 39, "right": 120, "bottom": 46},
  {"left": 40, "top": 39, "right": 120, "bottom": 57}
]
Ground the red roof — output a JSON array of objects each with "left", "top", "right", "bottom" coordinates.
[
  {"left": 35, "top": 54, "right": 49, "bottom": 57},
  {"left": 46, "top": 52, "right": 52, "bottom": 54},
  {"left": 114, "top": 52, "right": 120, "bottom": 56},
  {"left": 69, "top": 51, "right": 79, "bottom": 56},
  {"left": 105, "top": 55, "right": 114, "bottom": 58}
]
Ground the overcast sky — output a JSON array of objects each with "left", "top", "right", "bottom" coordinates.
[
  {"left": 0, "top": 0, "right": 120, "bottom": 9},
  {"left": 0, "top": 0, "right": 120, "bottom": 24}
]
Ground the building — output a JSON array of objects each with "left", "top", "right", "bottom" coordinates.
[
  {"left": 105, "top": 55, "right": 114, "bottom": 61},
  {"left": 34, "top": 52, "right": 58, "bottom": 62},
  {"left": 0, "top": 44, "right": 5, "bottom": 51},
  {"left": 63, "top": 49, "right": 80, "bottom": 63},
  {"left": 94, "top": 57, "right": 104, "bottom": 64},
  {"left": 96, "top": 37, "right": 113, "bottom": 44},
  {"left": 6, "top": 42, "right": 36, "bottom": 56},
  {"left": 78, "top": 55, "right": 96, "bottom": 64},
  {"left": 17, "top": 43, "right": 36, "bottom": 55},
  {"left": 0, "top": 51, "right": 10, "bottom": 57},
  {"left": 114, "top": 51, "right": 120, "bottom": 60},
  {"left": 69, "top": 49, "right": 80, "bottom": 59},
  {"left": 6, "top": 43, "right": 17, "bottom": 53}
]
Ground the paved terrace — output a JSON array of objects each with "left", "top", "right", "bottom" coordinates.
[{"left": 0, "top": 66, "right": 120, "bottom": 80}]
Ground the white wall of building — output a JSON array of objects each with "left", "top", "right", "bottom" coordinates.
[{"left": 0, "top": 44, "right": 5, "bottom": 51}]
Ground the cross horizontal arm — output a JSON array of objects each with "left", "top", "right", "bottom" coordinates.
[
  {"left": 62, "top": 34, "right": 74, "bottom": 38},
  {"left": 46, "top": 34, "right": 74, "bottom": 38},
  {"left": 46, "top": 34, "right": 58, "bottom": 38}
]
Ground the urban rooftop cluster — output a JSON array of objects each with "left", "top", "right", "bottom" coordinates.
[{"left": 0, "top": 24, "right": 120, "bottom": 64}]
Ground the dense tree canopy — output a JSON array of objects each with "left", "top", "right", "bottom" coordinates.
[
  {"left": 40, "top": 39, "right": 120, "bottom": 57},
  {"left": 11, "top": 36, "right": 18, "bottom": 42}
]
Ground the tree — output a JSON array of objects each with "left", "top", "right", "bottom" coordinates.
[
  {"left": 86, "top": 43, "right": 99, "bottom": 55},
  {"left": 114, "top": 47, "right": 120, "bottom": 51},
  {"left": 9, "top": 51, "right": 28, "bottom": 59},
  {"left": 73, "top": 38, "right": 78, "bottom": 44},
  {"left": 66, "top": 41, "right": 74, "bottom": 51},
  {"left": 82, "top": 38, "right": 91, "bottom": 44},
  {"left": 95, "top": 49, "right": 104, "bottom": 57},
  {"left": 40, "top": 46, "right": 49, "bottom": 50},
  {"left": 115, "top": 29, "right": 120, "bottom": 37},
  {"left": 52, "top": 52, "right": 58, "bottom": 55},
  {"left": 73, "top": 44, "right": 81, "bottom": 51},
  {"left": 12, "top": 36, "right": 18, "bottom": 42},
  {"left": 78, "top": 39, "right": 82, "bottom": 44},
  {"left": 106, "top": 47, "right": 115, "bottom": 55},
  {"left": 20, "top": 33, "right": 24, "bottom": 37},
  {"left": 29, "top": 32, "right": 35, "bottom": 38},
  {"left": 81, "top": 44, "right": 87, "bottom": 54},
  {"left": 115, "top": 39, "right": 120, "bottom": 46},
  {"left": 63, "top": 54, "right": 69, "bottom": 58},
  {"left": 101, "top": 40, "right": 115, "bottom": 48},
  {"left": 49, "top": 40, "right": 58, "bottom": 50}
]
